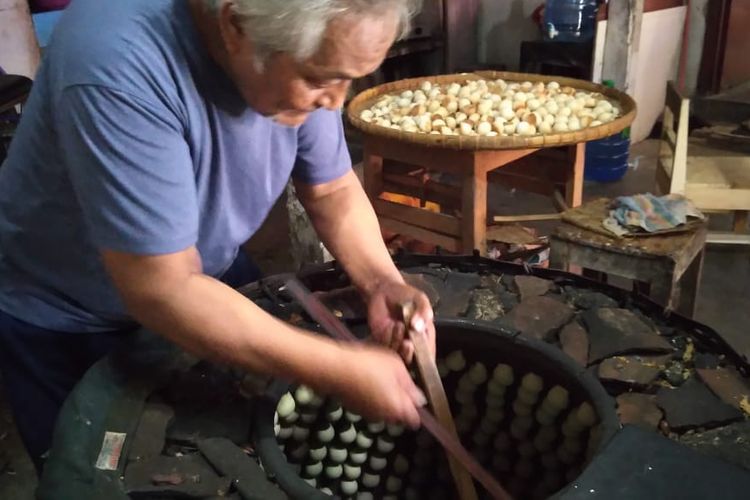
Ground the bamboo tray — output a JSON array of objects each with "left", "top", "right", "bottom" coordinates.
[{"left": 347, "top": 71, "right": 637, "bottom": 151}]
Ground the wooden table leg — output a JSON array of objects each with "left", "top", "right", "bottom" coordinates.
[
  {"left": 733, "top": 211, "right": 748, "bottom": 233},
  {"left": 676, "top": 249, "right": 705, "bottom": 318},
  {"left": 565, "top": 143, "right": 586, "bottom": 208},
  {"left": 650, "top": 274, "right": 680, "bottom": 313},
  {"left": 462, "top": 167, "right": 488, "bottom": 255},
  {"left": 363, "top": 148, "right": 384, "bottom": 202}
]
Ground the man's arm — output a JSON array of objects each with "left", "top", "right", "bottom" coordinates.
[
  {"left": 295, "top": 170, "right": 401, "bottom": 296},
  {"left": 294, "top": 170, "right": 435, "bottom": 360},
  {"left": 102, "top": 246, "right": 424, "bottom": 426}
]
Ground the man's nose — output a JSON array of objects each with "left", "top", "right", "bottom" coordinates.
[{"left": 316, "top": 81, "right": 349, "bottom": 110}]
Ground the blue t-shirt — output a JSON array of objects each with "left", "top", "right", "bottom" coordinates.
[{"left": 0, "top": 0, "right": 351, "bottom": 332}]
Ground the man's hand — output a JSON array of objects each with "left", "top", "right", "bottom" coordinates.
[
  {"left": 366, "top": 280, "right": 436, "bottom": 363},
  {"left": 334, "top": 343, "right": 426, "bottom": 428}
]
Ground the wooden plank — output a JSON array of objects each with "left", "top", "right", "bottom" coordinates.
[
  {"left": 493, "top": 213, "right": 561, "bottom": 223},
  {"left": 566, "top": 143, "right": 585, "bottom": 208},
  {"left": 461, "top": 170, "right": 488, "bottom": 256},
  {"left": 554, "top": 218, "right": 707, "bottom": 264},
  {"left": 663, "top": 81, "right": 690, "bottom": 195},
  {"left": 401, "top": 303, "right": 479, "bottom": 500},
  {"left": 676, "top": 249, "right": 705, "bottom": 318},
  {"left": 550, "top": 236, "right": 672, "bottom": 284},
  {"left": 364, "top": 135, "right": 474, "bottom": 176},
  {"left": 553, "top": 190, "right": 569, "bottom": 212},
  {"left": 379, "top": 217, "right": 461, "bottom": 253},
  {"left": 706, "top": 232, "right": 750, "bottom": 246},
  {"left": 486, "top": 225, "right": 541, "bottom": 245},
  {"left": 382, "top": 172, "right": 461, "bottom": 202},
  {"left": 363, "top": 151, "right": 384, "bottom": 202},
  {"left": 374, "top": 199, "right": 461, "bottom": 236},
  {"left": 665, "top": 81, "right": 685, "bottom": 120},
  {"left": 664, "top": 126, "right": 678, "bottom": 150},
  {"left": 475, "top": 148, "right": 539, "bottom": 175},
  {"left": 654, "top": 158, "right": 673, "bottom": 194},
  {"left": 488, "top": 171, "right": 557, "bottom": 198}
]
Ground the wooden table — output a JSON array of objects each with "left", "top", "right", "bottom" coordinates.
[
  {"left": 550, "top": 222, "right": 708, "bottom": 318},
  {"left": 362, "top": 134, "right": 586, "bottom": 256}
]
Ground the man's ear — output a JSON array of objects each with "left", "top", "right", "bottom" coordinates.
[{"left": 217, "top": 1, "right": 247, "bottom": 55}]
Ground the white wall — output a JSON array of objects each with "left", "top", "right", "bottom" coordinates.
[
  {"left": 593, "top": 6, "right": 687, "bottom": 143},
  {"left": 478, "top": 0, "right": 543, "bottom": 69}
]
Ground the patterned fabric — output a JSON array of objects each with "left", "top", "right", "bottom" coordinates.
[{"left": 603, "top": 193, "right": 705, "bottom": 236}]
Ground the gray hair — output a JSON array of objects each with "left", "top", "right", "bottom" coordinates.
[{"left": 206, "top": 0, "right": 421, "bottom": 69}]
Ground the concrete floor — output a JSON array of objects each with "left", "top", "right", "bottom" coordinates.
[{"left": 1, "top": 140, "right": 748, "bottom": 499}]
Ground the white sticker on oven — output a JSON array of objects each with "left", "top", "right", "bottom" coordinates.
[{"left": 95, "top": 431, "right": 127, "bottom": 471}]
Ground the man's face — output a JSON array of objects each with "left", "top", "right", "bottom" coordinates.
[{"left": 223, "top": 12, "right": 399, "bottom": 126}]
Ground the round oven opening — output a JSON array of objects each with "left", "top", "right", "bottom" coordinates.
[{"left": 253, "top": 319, "right": 618, "bottom": 499}]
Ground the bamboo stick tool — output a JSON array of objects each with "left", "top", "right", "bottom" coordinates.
[
  {"left": 284, "top": 278, "right": 512, "bottom": 500},
  {"left": 401, "top": 302, "right": 478, "bottom": 500}
]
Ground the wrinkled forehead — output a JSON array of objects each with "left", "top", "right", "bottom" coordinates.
[{"left": 303, "top": 11, "right": 400, "bottom": 80}]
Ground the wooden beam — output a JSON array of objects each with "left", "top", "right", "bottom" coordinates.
[
  {"left": 566, "top": 143, "right": 585, "bottom": 208},
  {"left": 362, "top": 151, "right": 384, "bottom": 202},
  {"left": 706, "top": 231, "right": 750, "bottom": 246},
  {"left": 553, "top": 190, "right": 569, "bottom": 212},
  {"left": 374, "top": 199, "right": 461, "bottom": 237},
  {"left": 474, "top": 148, "right": 539, "bottom": 175},
  {"left": 363, "top": 135, "right": 474, "bottom": 176},
  {"left": 488, "top": 171, "right": 557, "bottom": 198},
  {"left": 461, "top": 170, "right": 488, "bottom": 255},
  {"left": 493, "top": 213, "right": 562, "bottom": 223},
  {"left": 382, "top": 172, "right": 461, "bottom": 202}
]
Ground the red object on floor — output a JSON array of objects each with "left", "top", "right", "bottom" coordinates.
[{"left": 29, "top": 0, "right": 70, "bottom": 13}]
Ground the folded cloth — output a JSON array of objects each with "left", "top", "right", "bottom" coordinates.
[{"left": 603, "top": 193, "right": 705, "bottom": 236}]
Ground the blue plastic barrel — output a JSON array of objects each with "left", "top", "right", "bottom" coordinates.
[
  {"left": 584, "top": 130, "right": 631, "bottom": 182},
  {"left": 543, "top": 0, "right": 599, "bottom": 42}
]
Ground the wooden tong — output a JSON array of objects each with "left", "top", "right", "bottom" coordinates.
[
  {"left": 401, "top": 302, "right": 478, "bottom": 500},
  {"left": 284, "top": 279, "right": 512, "bottom": 500}
]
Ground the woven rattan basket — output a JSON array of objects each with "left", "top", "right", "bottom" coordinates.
[{"left": 347, "top": 71, "right": 637, "bottom": 151}]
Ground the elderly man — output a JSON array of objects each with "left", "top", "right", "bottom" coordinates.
[{"left": 0, "top": 0, "right": 434, "bottom": 472}]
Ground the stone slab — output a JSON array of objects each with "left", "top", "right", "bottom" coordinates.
[
  {"left": 559, "top": 321, "right": 589, "bottom": 367},
  {"left": 616, "top": 393, "right": 663, "bottom": 430},
  {"left": 505, "top": 296, "right": 575, "bottom": 341},
  {"left": 582, "top": 308, "right": 672, "bottom": 364},
  {"left": 656, "top": 378, "right": 744, "bottom": 431}
]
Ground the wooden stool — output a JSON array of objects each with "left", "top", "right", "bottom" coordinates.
[
  {"left": 550, "top": 222, "right": 708, "bottom": 318},
  {"left": 363, "top": 134, "right": 585, "bottom": 256}
]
